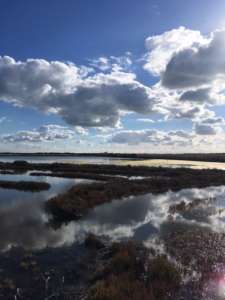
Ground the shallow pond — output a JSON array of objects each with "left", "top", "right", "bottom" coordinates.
[
  {"left": 0, "top": 155, "right": 129, "bottom": 165},
  {"left": 1, "top": 171, "right": 225, "bottom": 299},
  {"left": 0, "top": 173, "right": 93, "bottom": 251},
  {"left": 74, "top": 186, "right": 225, "bottom": 243},
  {"left": 1, "top": 178, "right": 225, "bottom": 252},
  {"left": 2, "top": 154, "right": 225, "bottom": 170},
  {"left": 121, "top": 158, "right": 225, "bottom": 170}
]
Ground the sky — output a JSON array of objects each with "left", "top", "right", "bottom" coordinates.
[{"left": 1, "top": 0, "right": 225, "bottom": 153}]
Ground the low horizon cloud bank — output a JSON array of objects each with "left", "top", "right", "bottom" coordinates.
[{"left": 2, "top": 125, "right": 75, "bottom": 143}]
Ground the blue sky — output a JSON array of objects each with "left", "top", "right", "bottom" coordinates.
[{"left": 1, "top": 0, "right": 225, "bottom": 152}]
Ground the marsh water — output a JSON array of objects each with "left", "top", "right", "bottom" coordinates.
[
  {"left": 0, "top": 159, "right": 224, "bottom": 250},
  {"left": 2, "top": 175, "right": 225, "bottom": 252},
  {"left": 2, "top": 154, "right": 225, "bottom": 169},
  {"left": 0, "top": 172, "right": 95, "bottom": 251},
  {"left": 1, "top": 157, "right": 225, "bottom": 298},
  {"left": 0, "top": 155, "right": 129, "bottom": 165}
]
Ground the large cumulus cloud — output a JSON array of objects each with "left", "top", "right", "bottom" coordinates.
[
  {"left": 1, "top": 25, "right": 225, "bottom": 152},
  {"left": 142, "top": 27, "right": 225, "bottom": 142},
  {"left": 144, "top": 28, "right": 225, "bottom": 107},
  {"left": 0, "top": 56, "right": 156, "bottom": 128},
  {"left": 161, "top": 29, "right": 225, "bottom": 90},
  {"left": 144, "top": 27, "right": 207, "bottom": 76}
]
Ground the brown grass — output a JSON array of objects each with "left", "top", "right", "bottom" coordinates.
[{"left": 86, "top": 239, "right": 181, "bottom": 300}]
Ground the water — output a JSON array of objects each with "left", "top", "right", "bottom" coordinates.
[
  {"left": 1, "top": 165, "right": 225, "bottom": 298},
  {"left": 2, "top": 155, "right": 225, "bottom": 170},
  {"left": 0, "top": 180, "right": 225, "bottom": 252},
  {"left": 0, "top": 172, "right": 93, "bottom": 251},
  {"left": 1, "top": 180, "right": 225, "bottom": 299},
  {"left": 0, "top": 155, "right": 128, "bottom": 164},
  {"left": 121, "top": 158, "right": 225, "bottom": 170},
  {"left": 73, "top": 186, "right": 225, "bottom": 243}
]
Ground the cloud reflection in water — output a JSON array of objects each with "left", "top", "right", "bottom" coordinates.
[{"left": 1, "top": 184, "right": 225, "bottom": 252}]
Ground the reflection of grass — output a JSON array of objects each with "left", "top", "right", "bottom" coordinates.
[
  {"left": 169, "top": 198, "right": 217, "bottom": 223},
  {"left": 169, "top": 199, "right": 203, "bottom": 214}
]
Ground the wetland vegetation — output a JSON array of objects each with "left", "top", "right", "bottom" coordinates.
[
  {"left": 1, "top": 158, "right": 225, "bottom": 299},
  {"left": 0, "top": 180, "right": 50, "bottom": 192},
  {"left": 3, "top": 152, "right": 225, "bottom": 162}
]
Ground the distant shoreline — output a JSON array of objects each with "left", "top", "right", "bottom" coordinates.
[{"left": 1, "top": 152, "right": 225, "bottom": 163}]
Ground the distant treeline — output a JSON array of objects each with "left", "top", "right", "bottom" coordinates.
[{"left": 1, "top": 152, "right": 225, "bottom": 162}]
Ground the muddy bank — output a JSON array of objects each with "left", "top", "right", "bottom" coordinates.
[
  {"left": 0, "top": 180, "right": 50, "bottom": 192},
  {"left": 46, "top": 167, "right": 225, "bottom": 222}
]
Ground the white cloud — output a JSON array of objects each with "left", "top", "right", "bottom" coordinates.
[
  {"left": 2, "top": 124, "right": 75, "bottom": 143},
  {"left": 89, "top": 53, "right": 132, "bottom": 72},
  {"left": 2, "top": 26, "right": 225, "bottom": 152},
  {"left": 137, "top": 118, "right": 155, "bottom": 123},
  {"left": 161, "top": 29, "right": 225, "bottom": 89},
  {"left": 193, "top": 115, "right": 224, "bottom": 136},
  {"left": 90, "top": 57, "right": 111, "bottom": 71},
  {"left": 0, "top": 56, "right": 157, "bottom": 128},
  {"left": 142, "top": 27, "right": 225, "bottom": 137},
  {"left": 144, "top": 27, "right": 207, "bottom": 76},
  {"left": 74, "top": 126, "right": 89, "bottom": 136},
  {"left": 110, "top": 129, "right": 193, "bottom": 146},
  {"left": 194, "top": 123, "right": 221, "bottom": 135}
]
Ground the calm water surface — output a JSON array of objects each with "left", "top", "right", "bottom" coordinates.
[
  {"left": 0, "top": 155, "right": 128, "bottom": 164},
  {"left": 0, "top": 173, "right": 225, "bottom": 251},
  {"left": 1, "top": 154, "right": 225, "bottom": 169},
  {"left": 0, "top": 172, "right": 93, "bottom": 251},
  {"left": 1, "top": 160, "right": 225, "bottom": 298}
]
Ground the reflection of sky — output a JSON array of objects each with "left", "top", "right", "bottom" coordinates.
[
  {"left": 3, "top": 155, "right": 225, "bottom": 170},
  {"left": 1, "top": 184, "right": 225, "bottom": 252},
  {"left": 0, "top": 174, "right": 92, "bottom": 251},
  {"left": 0, "top": 172, "right": 92, "bottom": 205},
  {"left": 74, "top": 186, "right": 225, "bottom": 245},
  {"left": 0, "top": 155, "right": 130, "bottom": 164}
]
